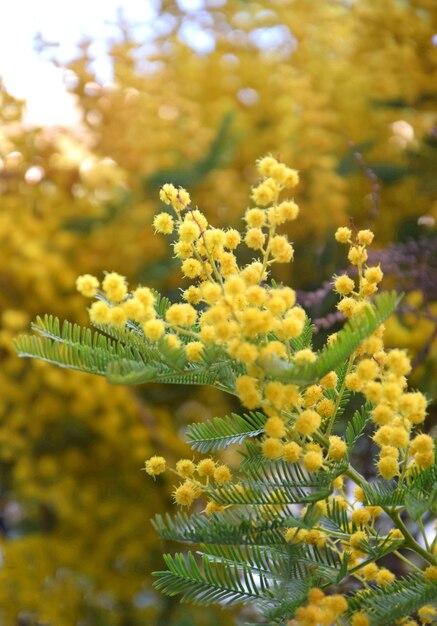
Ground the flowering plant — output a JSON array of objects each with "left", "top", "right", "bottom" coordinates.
[{"left": 15, "top": 157, "right": 437, "bottom": 625}]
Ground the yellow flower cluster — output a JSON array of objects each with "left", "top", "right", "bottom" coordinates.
[
  {"left": 143, "top": 453, "right": 231, "bottom": 514},
  {"left": 293, "top": 587, "right": 348, "bottom": 626}
]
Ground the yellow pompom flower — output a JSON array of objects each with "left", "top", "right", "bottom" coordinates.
[
  {"left": 334, "top": 274, "right": 355, "bottom": 295},
  {"left": 89, "top": 300, "right": 110, "bottom": 324},
  {"left": 143, "top": 319, "right": 165, "bottom": 341},
  {"left": 76, "top": 274, "right": 99, "bottom": 297},
  {"left": 244, "top": 228, "right": 265, "bottom": 250},
  {"left": 108, "top": 306, "right": 127, "bottom": 327},
  {"left": 159, "top": 183, "right": 177, "bottom": 205},
  {"left": 337, "top": 297, "right": 358, "bottom": 318},
  {"left": 328, "top": 436, "right": 347, "bottom": 460},
  {"left": 385, "top": 349, "right": 412, "bottom": 376},
  {"left": 303, "top": 450, "right": 324, "bottom": 472},
  {"left": 294, "top": 349, "right": 316, "bottom": 364},
  {"left": 174, "top": 241, "right": 193, "bottom": 259},
  {"left": 283, "top": 441, "right": 301, "bottom": 463},
  {"left": 375, "top": 568, "right": 395, "bottom": 586},
  {"left": 133, "top": 286, "right": 156, "bottom": 308},
  {"left": 350, "top": 530, "right": 367, "bottom": 549},
  {"left": 356, "top": 358, "right": 379, "bottom": 382},
  {"left": 360, "top": 562, "right": 378, "bottom": 581},
  {"left": 245, "top": 208, "right": 266, "bottom": 228},
  {"left": 173, "top": 481, "right": 198, "bottom": 507},
  {"left": 181, "top": 258, "right": 202, "bottom": 279},
  {"left": 335, "top": 227, "right": 352, "bottom": 244},
  {"left": 224, "top": 229, "right": 241, "bottom": 249},
  {"left": 176, "top": 459, "right": 196, "bottom": 478},
  {"left": 204, "top": 501, "right": 225, "bottom": 517},
  {"left": 166, "top": 303, "right": 197, "bottom": 327},
  {"left": 144, "top": 455, "right": 166, "bottom": 477},
  {"left": 178, "top": 220, "right": 200, "bottom": 243},
  {"left": 351, "top": 507, "right": 371, "bottom": 526},
  {"left": 251, "top": 178, "right": 278, "bottom": 206},
  {"left": 304, "top": 385, "right": 323, "bottom": 408},
  {"left": 264, "top": 416, "right": 286, "bottom": 438},
  {"left": 197, "top": 458, "right": 216, "bottom": 477},
  {"left": 351, "top": 612, "right": 369, "bottom": 626},
  {"left": 364, "top": 265, "right": 383, "bottom": 284},
  {"left": 295, "top": 410, "right": 321, "bottom": 436},
  {"left": 153, "top": 212, "right": 174, "bottom": 234},
  {"left": 102, "top": 271, "right": 128, "bottom": 303},
  {"left": 357, "top": 229, "right": 374, "bottom": 246},
  {"left": 183, "top": 285, "right": 201, "bottom": 304},
  {"left": 377, "top": 456, "right": 399, "bottom": 480},
  {"left": 317, "top": 398, "right": 335, "bottom": 418},
  {"left": 122, "top": 297, "right": 145, "bottom": 321},
  {"left": 185, "top": 341, "right": 204, "bottom": 362},
  {"left": 213, "top": 464, "right": 232, "bottom": 484},
  {"left": 418, "top": 605, "right": 437, "bottom": 624},
  {"left": 262, "top": 438, "right": 284, "bottom": 460},
  {"left": 319, "top": 371, "right": 338, "bottom": 389},
  {"left": 256, "top": 155, "right": 278, "bottom": 176},
  {"left": 270, "top": 235, "right": 294, "bottom": 263},
  {"left": 276, "top": 200, "right": 299, "bottom": 223},
  {"left": 348, "top": 246, "right": 368, "bottom": 266}
]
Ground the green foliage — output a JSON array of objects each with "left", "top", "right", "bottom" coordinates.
[
  {"left": 269, "top": 291, "right": 400, "bottom": 385},
  {"left": 186, "top": 411, "right": 267, "bottom": 453},
  {"left": 347, "top": 573, "right": 437, "bottom": 626}
]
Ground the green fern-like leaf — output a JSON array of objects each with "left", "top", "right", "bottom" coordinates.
[
  {"left": 345, "top": 402, "right": 372, "bottom": 448},
  {"left": 362, "top": 480, "right": 406, "bottom": 508},
  {"left": 347, "top": 572, "right": 437, "bottom": 625},
  {"left": 268, "top": 291, "right": 400, "bottom": 385},
  {"left": 405, "top": 456, "right": 437, "bottom": 521},
  {"left": 153, "top": 551, "right": 270, "bottom": 607},
  {"left": 186, "top": 412, "right": 267, "bottom": 453},
  {"left": 152, "top": 509, "right": 286, "bottom": 546}
]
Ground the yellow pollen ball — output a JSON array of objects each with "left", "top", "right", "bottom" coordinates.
[
  {"left": 357, "top": 229, "right": 374, "bottom": 245},
  {"left": 173, "top": 482, "right": 198, "bottom": 507},
  {"left": 351, "top": 508, "right": 371, "bottom": 526},
  {"left": 262, "top": 438, "right": 284, "bottom": 460},
  {"left": 320, "top": 371, "right": 338, "bottom": 389},
  {"left": 153, "top": 212, "right": 174, "bottom": 234},
  {"left": 245, "top": 208, "right": 266, "bottom": 228},
  {"left": 213, "top": 465, "right": 232, "bottom": 484},
  {"left": 303, "top": 451, "right": 323, "bottom": 472},
  {"left": 176, "top": 459, "right": 196, "bottom": 478},
  {"left": 295, "top": 410, "right": 321, "bottom": 436},
  {"left": 144, "top": 456, "right": 166, "bottom": 477},
  {"left": 181, "top": 258, "right": 202, "bottom": 279},
  {"left": 283, "top": 442, "right": 301, "bottom": 463},
  {"left": 264, "top": 416, "right": 286, "bottom": 438},
  {"left": 351, "top": 612, "right": 369, "bottom": 626},
  {"left": 334, "top": 274, "right": 355, "bottom": 295},
  {"left": 245, "top": 228, "right": 265, "bottom": 250},
  {"left": 197, "top": 458, "right": 216, "bottom": 477},
  {"left": 89, "top": 300, "right": 110, "bottom": 324},
  {"left": 364, "top": 265, "right": 383, "bottom": 284},
  {"left": 143, "top": 319, "right": 165, "bottom": 341},
  {"left": 185, "top": 342, "right": 204, "bottom": 362},
  {"left": 328, "top": 436, "right": 347, "bottom": 460},
  {"left": 224, "top": 229, "right": 241, "bottom": 249},
  {"left": 377, "top": 456, "right": 399, "bottom": 480},
  {"left": 76, "top": 274, "right": 99, "bottom": 297},
  {"left": 102, "top": 272, "right": 128, "bottom": 303},
  {"left": 335, "top": 227, "right": 352, "bottom": 244},
  {"left": 108, "top": 306, "right": 127, "bottom": 327}
]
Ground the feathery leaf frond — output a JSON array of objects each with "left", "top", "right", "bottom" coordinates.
[{"left": 186, "top": 412, "right": 267, "bottom": 453}]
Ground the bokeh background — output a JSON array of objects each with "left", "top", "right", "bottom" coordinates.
[{"left": 1, "top": 1, "right": 436, "bottom": 624}]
